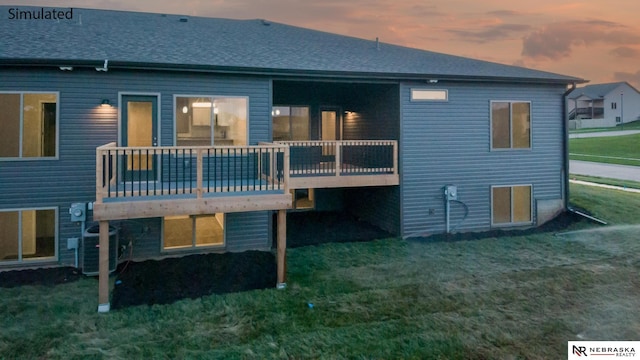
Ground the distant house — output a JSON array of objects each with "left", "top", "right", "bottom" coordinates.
[
  {"left": 0, "top": 6, "right": 583, "bottom": 312},
  {"left": 567, "top": 82, "right": 640, "bottom": 129}
]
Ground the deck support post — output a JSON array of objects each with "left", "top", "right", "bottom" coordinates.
[
  {"left": 97, "top": 220, "right": 110, "bottom": 313},
  {"left": 276, "top": 209, "right": 287, "bottom": 289}
]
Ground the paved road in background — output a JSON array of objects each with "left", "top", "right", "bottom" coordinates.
[
  {"left": 569, "top": 130, "right": 640, "bottom": 139},
  {"left": 570, "top": 160, "right": 640, "bottom": 182}
]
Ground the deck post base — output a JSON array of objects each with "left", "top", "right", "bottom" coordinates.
[
  {"left": 97, "top": 303, "right": 110, "bottom": 313},
  {"left": 276, "top": 282, "right": 287, "bottom": 290}
]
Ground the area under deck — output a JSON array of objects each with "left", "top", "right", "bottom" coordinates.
[{"left": 93, "top": 140, "right": 398, "bottom": 311}]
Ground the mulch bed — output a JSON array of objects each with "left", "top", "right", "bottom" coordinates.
[
  {"left": 0, "top": 210, "right": 591, "bottom": 309},
  {"left": 111, "top": 251, "right": 276, "bottom": 309},
  {"left": 0, "top": 266, "right": 81, "bottom": 288}
]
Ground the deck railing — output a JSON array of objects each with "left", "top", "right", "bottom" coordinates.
[
  {"left": 274, "top": 140, "right": 398, "bottom": 177},
  {"left": 96, "top": 143, "right": 289, "bottom": 203}
]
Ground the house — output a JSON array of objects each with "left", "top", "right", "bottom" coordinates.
[
  {"left": 567, "top": 82, "right": 640, "bottom": 129},
  {"left": 0, "top": 6, "right": 583, "bottom": 312}
]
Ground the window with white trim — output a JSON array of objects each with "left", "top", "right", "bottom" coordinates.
[
  {"left": 0, "top": 208, "right": 57, "bottom": 262},
  {"left": 0, "top": 92, "right": 58, "bottom": 159},
  {"left": 491, "top": 101, "right": 531, "bottom": 149},
  {"left": 411, "top": 89, "right": 448, "bottom": 101},
  {"left": 492, "top": 185, "right": 532, "bottom": 225}
]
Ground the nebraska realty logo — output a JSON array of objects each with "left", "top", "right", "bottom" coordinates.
[
  {"left": 7, "top": 7, "right": 74, "bottom": 20},
  {"left": 569, "top": 341, "right": 638, "bottom": 358}
]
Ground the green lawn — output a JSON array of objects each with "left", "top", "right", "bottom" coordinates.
[
  {"left": 570, "top": 174, "right": 640, "bottom": 190},
  {"left": 570, "top": 133, "right": 640, "bottom": 166},
  {"left": 1, "top": 184, "right": 639, "bottom": 359},
  {"left": 570, "top": 119, "right": 640, "bottom": 133}
]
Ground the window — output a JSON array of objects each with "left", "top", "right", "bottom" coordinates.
[
  {"left": 492, "top": 185, "right": 532, "bottom": 225},
  {"left": 491, "top": 101, "right": 531, "bottom": 149},
  {"left": 0, "top": 208, "right": 57, "bottom": 262},
  {"left": 175, "top": 96, "right": 247, "bottom": 146},
  {"left": 611, "top": 102, "right": 617, "bottom": 110},
  {"left": 272, "top": 106, "right": 310, "bottom": 141},
  {"left": 163, "top": 214, "right": 224, "bottom": 250},
  {"left": 0, "top": 92, "right": 58, "bottom": 159},
  {"left": 411, "top": 89, "right": 448, "bottom": 101}
]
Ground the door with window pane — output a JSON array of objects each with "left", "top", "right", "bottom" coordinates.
[{"left": 121, "top": 95, "right": 158, "bottom": 181}]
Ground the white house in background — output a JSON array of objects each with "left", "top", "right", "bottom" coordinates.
[{"left": 567, "top": 82, "right": 640, "bottom": 129}]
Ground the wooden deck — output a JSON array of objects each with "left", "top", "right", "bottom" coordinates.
[
  {"left": 94, "top": 140, "right": 399, "bottom": 221},
  {"left": 93, "top": 140, "right": 398, "bottom": 311},
  {"left": 275, "top": 140, "right": 399, "bottom": 189}
]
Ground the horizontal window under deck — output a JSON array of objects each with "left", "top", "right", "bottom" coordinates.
[{"left": 93, "top": 141, "right": 398, "bottom": 221}]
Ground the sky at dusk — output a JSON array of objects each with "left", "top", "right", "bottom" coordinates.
[{"left": 3, "top": 0, "right": 640, "bottom": 88}]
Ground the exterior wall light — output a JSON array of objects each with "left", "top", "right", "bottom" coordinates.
[{"left": 101, "top": 99, "right": 111, "bottom": 107}]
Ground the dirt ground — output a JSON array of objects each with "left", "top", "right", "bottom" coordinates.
[
  {"left": 111, "top": 251, "right": 276, "bottom": 309},
  {"left": 0, "top": 210, "right": 591, "bottom": 309}
]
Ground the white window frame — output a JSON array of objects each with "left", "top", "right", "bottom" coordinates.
[
  {"left": 410, "top": 88, "right": 448, "bottom": 102},
  {"left": 0, "top": 91, "right": 60, "bottom": 161},
  {"left": 173, "top": 94, "right": 250, "bottom": 146},
  {"left": 490, "top": 100, "right": 532, "bottom": 151},
  {"left": 491, "top": 184, "right": 533, "bottom": 226},
  {"left": 0, "top": 207, "right": 58, "bottom": 264}
]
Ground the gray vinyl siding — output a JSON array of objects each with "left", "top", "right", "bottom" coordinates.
[
  {"left": 400, "top": 82, "right": 566, "bottom": 237},
  {"left": 0, "top": 68, "right": 272, "bottom": 267},
  {"left": 225, "top": 212, "right": 271, "bottom": 252}
]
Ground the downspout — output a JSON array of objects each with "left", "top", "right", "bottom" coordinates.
[{"left": 563, "top": 83, "right": 577, "bottom": 210}]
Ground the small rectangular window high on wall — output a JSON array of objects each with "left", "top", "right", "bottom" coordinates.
[
  {"left": 491, "top": 185, "right": 532, "bottom": 225},
  {"left": 491, "top": 101, "right": 531, "bottom": 150},
  {"left": 0, "top": 92, "right": 58, "bottom": 159},
  {"left": 411, "top": 89, "right": 448, "bottom": 101}
]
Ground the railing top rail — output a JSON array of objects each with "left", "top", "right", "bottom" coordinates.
[
  {"left": 96, "top": 142, "right": 117, "bottom": 150},
  {"left": 96, "top": 144, "right": 288, "bottom": 151},
  {"left": 274, "top": 140, "right": 397, "bottom": 145}
]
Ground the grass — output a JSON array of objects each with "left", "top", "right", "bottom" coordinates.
[
  {"left": 569, "top": 133, "right": 640, "bottom": 166},
  {"left": 570, "top": 174, "right": 640, "bottom": 190},
  {"left": 1, "top": 184, "right": 640, "bottom": 359},
  {"left": 570, "top": 119, "right": 640, "bottom": 133}
]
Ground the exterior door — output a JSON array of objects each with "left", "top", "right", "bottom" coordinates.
[
  {"left": 121, "top": 95, "right": 158, "bottom": 181},
  {"left": 321, "top": 109, "right": 341, "bottom": 140}
]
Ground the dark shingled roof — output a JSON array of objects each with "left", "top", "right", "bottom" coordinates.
[{"left": 0, "top": 6, "right": 583, "bottom": 83}]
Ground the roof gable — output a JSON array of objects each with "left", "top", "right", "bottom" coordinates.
[
  {"left": 567, "top": 82, "right": 640, "bottom": 99},
  {"left": 0, "top": 6, "right": 583, "bottom": 83}
]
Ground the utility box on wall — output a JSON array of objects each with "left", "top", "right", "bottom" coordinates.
[{"left": 82, "top": 224, "right": 118, "bottom": 276}]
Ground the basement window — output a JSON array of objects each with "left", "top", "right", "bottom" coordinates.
[
  {"left": 0, "top": 208, "right": 57, "bottom": 263},
  {"left": 491, "top": 185, "right": 532, "bottom": 225},
  {"left": 411, "top": 89, "right": 448, "bottom": 101},
  {"left": 0, "top": 92, "right": 58, "bottom": 159},
  {"left": 163, "top": 214, "right": 225, "bottom": 250}
]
